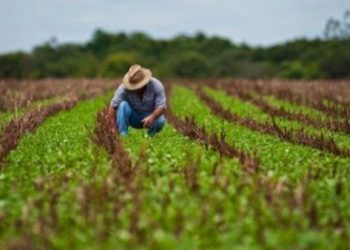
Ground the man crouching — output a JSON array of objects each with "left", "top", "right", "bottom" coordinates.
[{"left": 108, "top": 64, "right": 166, "bottom": 136}]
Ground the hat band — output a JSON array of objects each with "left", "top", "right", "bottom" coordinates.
[{"left": 129, "top": 70, "right": 145, "bottom": 84}]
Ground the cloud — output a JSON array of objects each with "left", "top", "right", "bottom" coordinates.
[{"left": 0, "top": 0, "right": 348, "bottom": 52}]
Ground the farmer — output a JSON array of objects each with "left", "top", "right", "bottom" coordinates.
[{"left": 108, "top": 64, "right": 166, "bottom": 136}]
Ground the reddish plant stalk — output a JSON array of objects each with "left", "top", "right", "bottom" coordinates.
[{"left": 197, "top": 88, "right": 350, "bottom": 158}]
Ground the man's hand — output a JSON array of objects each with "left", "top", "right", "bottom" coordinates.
[
  {"left": 142, "top": 114, "right": 155, "bottom": 128},
  {"left": 142, "top": 107, "right": 164, "bottom": 128}
]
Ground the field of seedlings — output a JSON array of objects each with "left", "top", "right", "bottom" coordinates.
[{"left": 0, "top": 79, "right": 350, "bottom": 249}]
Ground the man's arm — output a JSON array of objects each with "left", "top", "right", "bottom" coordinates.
[
  {"left": 142, "top": 80, "right": 166, "bottom": 128},
  {"left": 142, "top": 107, "right": 164, "bottom": 128}
]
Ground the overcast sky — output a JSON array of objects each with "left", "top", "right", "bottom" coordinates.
[{"left": 0, "top": 0, "right": 348, "bottom": 53}]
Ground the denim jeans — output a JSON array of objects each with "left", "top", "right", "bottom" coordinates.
[{"left": 116, "top": 101, "right": 165, "bottom": 136}]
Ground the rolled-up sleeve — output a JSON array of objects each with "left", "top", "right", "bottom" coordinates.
[
  {"left": 155, "top": 82, "right": 167, "bottom": 109},
  {"left": 110, "top": 84, "right": 126, "bottom": 109}
]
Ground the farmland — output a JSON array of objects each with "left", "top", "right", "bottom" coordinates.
[{"left": 0, "top": 79, "right": 350, "bottom": 249}]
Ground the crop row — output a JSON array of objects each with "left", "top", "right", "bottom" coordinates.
[
  {"left": 197, "top": 87, "right": 350, "bottom": 157},
  {"left": 172, "top": 85, "right": 349, "bottom": 175},
  {"left": 1, "top": 97, "right": 245, "bottom": 248},
  {"left": 88, "top": 95, "right": 329, "bottom": 249},
  {"left": 0, "top": 94, "right": 112, "bottom": 249},
  {"left": 207, "top": 79, "right": 350, "bottom": 119},
  {"left": 204, "top": 86, "right": 350, "bottom": 151},
  {"left": 120, "top": 110, "right": 338, "bottom": 248},
  {"left": 93, "top": 107, "right": 134, "bottom": 180},
  {"left": 168, "top": 85, "right": 350, "bottom": 248},
  {"left": 165, "top": 85, "right": 259, "bottom": 173},
  {"left": 1, "top": 82, "right": 350, "bottom": 249},
  {"left": 0, "top": 99, "right": 77, "bottom": 162},
  {"left": 0, "top": 97, "right": 64, "bottom": 133},
  {"left": 0, "top": 82, "right": 115, "bottom": 162},
  {"left": 0, "top": 79, "right": 116, "bottom": 112},
  {"left": 223, "top": 85, "right": 350, "bottom": 135}
]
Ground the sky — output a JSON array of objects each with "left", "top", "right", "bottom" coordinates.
[{"left": 0, "top": 0, "right": 348, "bottom": 53}]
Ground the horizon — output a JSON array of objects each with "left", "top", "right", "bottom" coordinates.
[
  {"left": 1, "top": 0, "right": 348, "bottom": 54},
  {"left": 0, "top": 28, "right": 326, "bottom": 54}
]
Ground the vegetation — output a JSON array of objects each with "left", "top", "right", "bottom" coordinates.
[
  {"left": 1, "top": 11, "right": 350, "bottom": 80},
  {"left": 0, "top": 5, "right": 349, "bottom": 249},
  {"left": 0, "top": 79, "right": 349, "bottom": 249}
]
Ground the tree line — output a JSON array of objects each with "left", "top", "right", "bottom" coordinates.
[{"left": 0, "top": 11, "right": 349, "bottom": 79}]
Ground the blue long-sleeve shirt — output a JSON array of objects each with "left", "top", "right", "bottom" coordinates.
[{"left": 110, "top": 77, "right": 167, "bottom": 114}]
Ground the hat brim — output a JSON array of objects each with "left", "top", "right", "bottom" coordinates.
[{"left": 123, "top": 68, "right": 152, "bottom": 90}]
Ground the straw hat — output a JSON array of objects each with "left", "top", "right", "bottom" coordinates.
[{"left": 123, "top": 64, "right": 152, "bottom": 90}]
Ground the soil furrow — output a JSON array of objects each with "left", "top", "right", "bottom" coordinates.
[
  {"left": 0, "top": 79, "right": 117, "bottom": 112},
  {"left": 0, "top": 87, "right": 114, "bottom": 163},
  {"left": 0, "top": 99, "right": 77, "bottom": 161},
  {"left": 92, "top": 107, "right": 133, "bottom": 179},
  {"left": 223, "top": 87, "right": 350, "bottom": 136},
  {"left": 166, "top": 84, "right": 260, "bottom": 173},
  {"left": 197, "top": 88, "right": 350, "bottom": 158},
  {"left": 206, "top": 79, "right": 350, "bottom": 120}
]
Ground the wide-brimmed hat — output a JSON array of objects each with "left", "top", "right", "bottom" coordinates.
[{"left": 123, "top": 64, "right": 152, "bottom": 90}]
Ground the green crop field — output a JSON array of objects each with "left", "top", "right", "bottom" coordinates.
[{"left": 0, "top": 79, "right": 350, "bottom": 250}]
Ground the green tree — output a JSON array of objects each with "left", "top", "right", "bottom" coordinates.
[
  {"left": 319, "top": 43, "right": 350, "bottom": 78},
  {"left": 279, "top": 61, "right": 322, "bottom": 79},
  {"left": 170, "top": 52, "right": 210, "bottom": 78},
  {"left": 0, "top": 52, "right": 31, "bottom": 78},
  {"left": 99, "top": 52, "right": 142, "bottom": 78}
]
